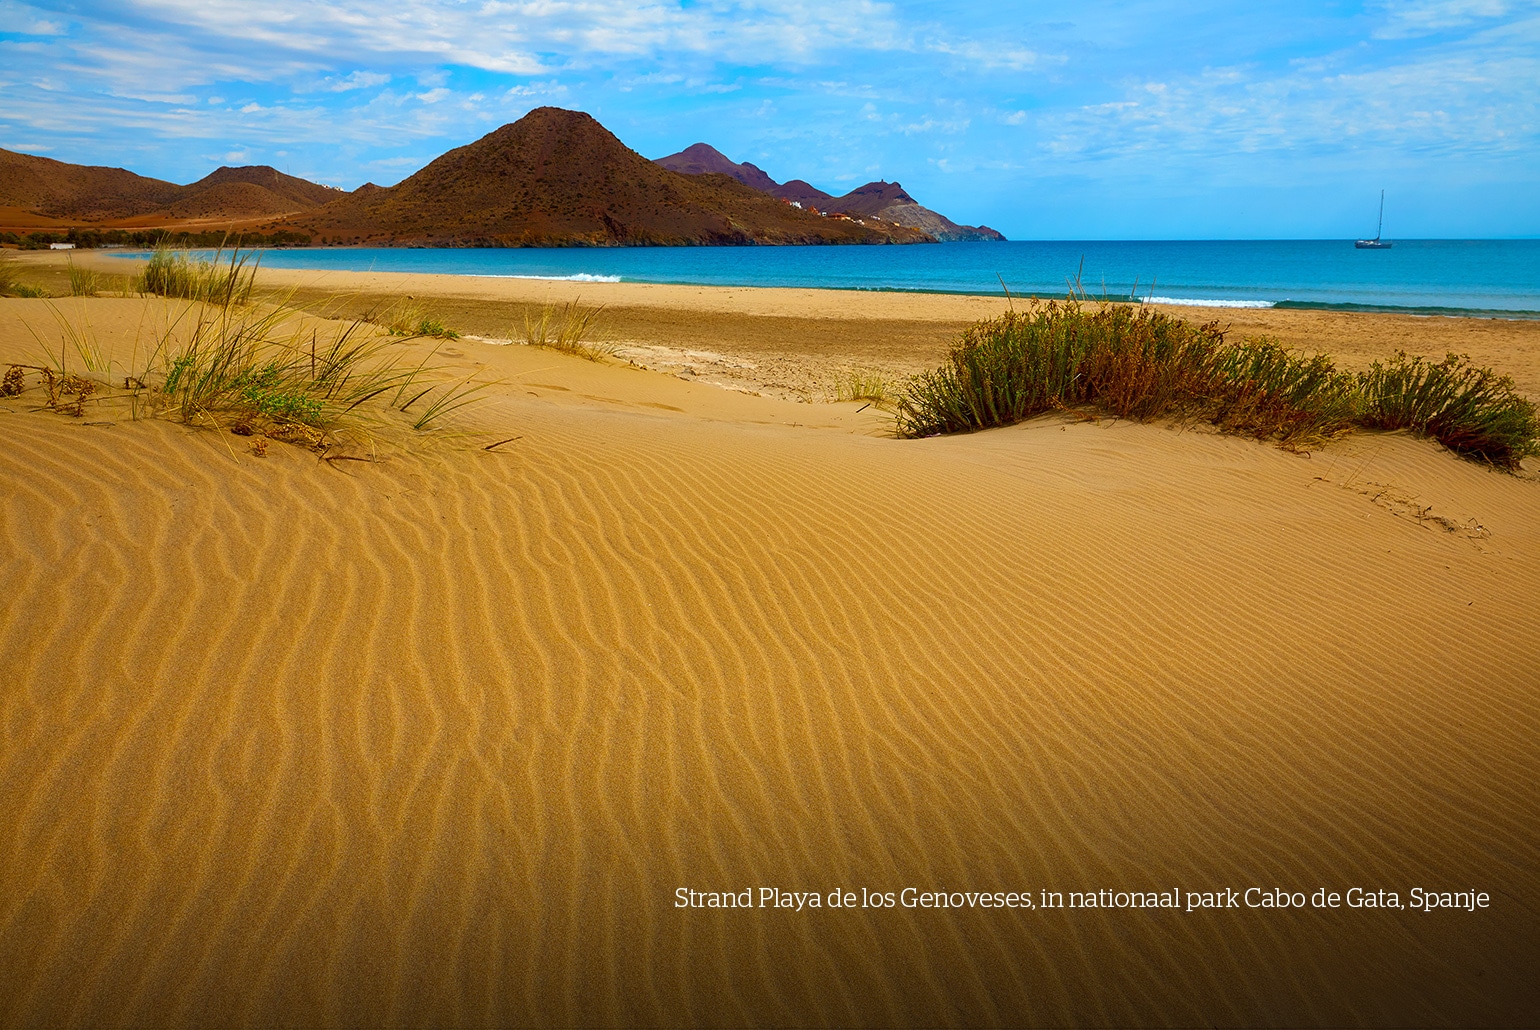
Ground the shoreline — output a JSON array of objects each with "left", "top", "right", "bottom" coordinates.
[
  {"left": 13, "top": 250, "right": 1540, "bottom": 399},
  {"left": 3, "top": 286, "right": 1538, "bottom": 1025},
  {"left": 16, "top": 242, "right": 1540, "bottom": 320}
]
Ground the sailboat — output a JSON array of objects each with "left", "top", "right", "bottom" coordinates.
[{"left": 1355, "top": 190, "right": 1392, "bottom": 249}]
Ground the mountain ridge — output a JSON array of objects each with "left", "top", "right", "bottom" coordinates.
[
  {"left": 291, "top": 109, "right": 930, "bottom": 246},
  {"left": 654, "top": 142, "right": 1005, "bottom": 242}
]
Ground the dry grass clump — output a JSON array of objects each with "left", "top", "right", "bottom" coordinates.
[
  {"left": 896, "top": 301, "right": 1538, "bottom": 469},
  {"left": 67, "top": 258, "right": 106, "bottom": 297},
  {"left": 134, "top": 243, "right": 257, "bottom": 304},
  {"left": 521, "top": 301, "right": 614, "bottom": 361},
  {"left": 1359, "top": 352, "right": 1538, "bottom": 467},
  {"left": 897, "top": 301, "right": 1356, "bottom": 447},
  {"left": 0, "top": 253, "right": 49, "bottom": 298},
  {"left": 828, "top": 368, "right": 895, "bottom": 406},
  {"left": 367, "top": 297, "right": 460, "bottom": 339},
  {"left": 6, "top": 288, "right": 489, "bottom": 449}
]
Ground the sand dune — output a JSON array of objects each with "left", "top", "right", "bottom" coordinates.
[{"left": 2, "top": 294, "right": 1538, "bottom": 1026}]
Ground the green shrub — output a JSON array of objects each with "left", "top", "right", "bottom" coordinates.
[
  {"left": 895, "top": 301, "right": 1538, "bottom": 469},
  {"left": 135, "top": 243, "right": 257, "bottom": 304},
  {"left": 896, "top": 302, "right": 1353, "bottom": 447},
  {"left": 521, "top": 301, "right": 613, "bottom": 361},
  {"left": 1360, "top": 352, "right": 1539, "bottom": 468}
]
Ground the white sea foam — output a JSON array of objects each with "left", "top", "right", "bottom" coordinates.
[
  {"left": 1145, "top": 296, "right": 1275, "bottom": 309},
  {"left": 469, "top": 272, "right": 622, "bottom": 283}
]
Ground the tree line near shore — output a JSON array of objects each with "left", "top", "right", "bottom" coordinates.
[{"left": 2, "top": 229, "right": 312, "bottom": 250}]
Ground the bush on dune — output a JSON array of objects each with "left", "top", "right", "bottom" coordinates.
[
  {"left": 5, "top": 284, "right": 489, "bottom": 449},
  {"left": 134, "top": 243, "right": 257, "bottom": 304},
  {"left": 895, "top": 301, "right": 1538, "bottom": 469}
]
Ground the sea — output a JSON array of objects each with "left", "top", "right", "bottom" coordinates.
[{"left": 173, "top": 239, "right": 1540, "bottom": 317}]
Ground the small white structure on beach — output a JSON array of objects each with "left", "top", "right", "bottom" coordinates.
[{"left": 48, "top": 242, "right": 75, "bottom": 250}]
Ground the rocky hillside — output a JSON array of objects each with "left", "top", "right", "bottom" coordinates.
[
  {"left": 295, "top": 109, "right": 930, "bottom": 247},
  {"left": 0, "top": 148, "right": 340, "bottom": 222},
  {"left": 653, "top": 143, "right": 1005, "bottom": 242}
]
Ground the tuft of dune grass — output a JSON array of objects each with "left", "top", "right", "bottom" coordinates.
[
  {"left": 828, "top": 368, "right": 895, "bottom": 406},
  {"left": 521, "top": 301, "right": 614, "bottom": 361},
  {"left": 134, "top": 242, "right": 258, "bottom": 305},
  {"left": 7, "top": 285, "right": 491, "bottom": 450},
  {"left": 367, "top": 297, "right": 460, "bottom": 339},
  {"left": 1359, "top": 352, "right": 1539, "bottom": 468},
  {"left": 896, "top": 301, "right": 1538, "bottom": 469},
  {"left": 67, "top": 257, "right": 105, "bottom": 297},
  {"left": 0, "top": 253, "right": 49, "bottom": 298}
]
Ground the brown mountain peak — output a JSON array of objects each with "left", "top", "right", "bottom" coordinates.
[
  {"left": 655, "top": 143, "right": 780, "bottom": 193},
  {"left": 300, "top": 106, "right": 929, "bottom": 246}
]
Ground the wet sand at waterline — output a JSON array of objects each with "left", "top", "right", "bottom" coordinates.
[{"left": 1, "top": 286, "right": 1538, "bottom": 1026}]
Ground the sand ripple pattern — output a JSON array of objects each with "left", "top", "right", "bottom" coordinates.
[{"left": 2, "top": 408, "right": 1538, "bottom": 1027}]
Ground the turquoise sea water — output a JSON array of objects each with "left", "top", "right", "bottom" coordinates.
[{"left": 158, "top": 239, "right": 1540, "bottom": 316}]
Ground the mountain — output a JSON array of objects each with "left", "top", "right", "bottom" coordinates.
[
  {"left": 0, "top": 148, "right": 342, "bottom": 223},
  {"left": 0, "top": 148, "right": 181, "bottom": 219},
  {"left": 819, "top": 181, "right": 1004, "bottom": 243},
  {"left": 654, "top": 143, "right": 779, "bottom": 193},
  {"left": 295, "top": 109, "right": 930, "bottom": 246},
  {"left": 651, "top": 143, "right": 1006, "bottom": 242}
]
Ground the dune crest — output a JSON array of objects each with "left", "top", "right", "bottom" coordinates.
[{"left": 2, "top": 295, "right": 1537, "bottom": 1025}]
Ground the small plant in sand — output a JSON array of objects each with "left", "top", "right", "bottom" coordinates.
[
  {"left": 0, "top": 254, "right": 49, "bottom": 298},
  {"left": 7, "top": 287, "right": 491, "bottom": 450},
  {"left": 67, "top": 257, "right": 105, "bottom": 297},
  {"left": 367, "top": 297, "right": 460, "bottom": 339},
  {"left": 896, "top": 301, "right": 1539, "bottom": 469},
  {"left": 134, "top": 242, "right": 258, "bottom": 305},
  {"left": 828, "top": 368, "right": 895, "bottom": 406},
  {"left": 521, "top": 301, "right": 614, "bottom": 361},
  {"left": 1359, "top": 352, "right": 1538, "bottom": 468}
]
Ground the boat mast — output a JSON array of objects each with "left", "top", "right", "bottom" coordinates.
[{"left": 1377, "top": 189, "right": 1384, "bottom": 241}]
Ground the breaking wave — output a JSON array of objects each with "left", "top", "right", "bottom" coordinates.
[
  {"left": 472, "top": 272, "right": 623, "bottom": 283},
  {"left": 1145, "top": 296, "right": 1276, "bottom": 309}
]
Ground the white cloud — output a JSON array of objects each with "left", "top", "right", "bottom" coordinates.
[
  {"left": 316, "top": 70, "right": 391, "bottom": 92},
  {"left": 1370, "top": 0, "right": 1515, "bottom": 38}
]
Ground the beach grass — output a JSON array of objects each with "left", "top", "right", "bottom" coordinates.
[
  {"left": 367, "top": 297, "right": 460, "bottom": 339},
  {"left": 67, "top": 257, "right": 106, "bottom": 297},
  {"left": 134, "top": 243, "right": 258, "bottom": 305},
  {"left": 521, "top": 301, "right": 614, "bottom": 361},
  {"left": 1359, "top": 352, "right": 1539, "bottom": 467},
  {"left": 6, "top": 288, "right": 485, "bottom": 447},
  {"left": 829, "top": 368, "right": 895, "bottom": 406},
  {"left": 896, "top": 301, "right": 1538, "bottom": 468},
  {"left": 0, "top": 253, "right": 49, "bottom": 298}
]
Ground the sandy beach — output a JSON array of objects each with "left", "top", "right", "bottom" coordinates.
[{"left": 2, "top": 266, "right": 1538, "bottom": 1025}]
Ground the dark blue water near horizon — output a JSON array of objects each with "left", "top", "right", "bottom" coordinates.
[{"left": 151, "top": 239, "right": 1540, "bottom": 316}]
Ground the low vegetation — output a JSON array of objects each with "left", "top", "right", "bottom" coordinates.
[
  {"left": 134, "top": 243, "right": 258, "bottom": 304},
  {"left": 4, "top": 287, "right": 489, "bottom": 451},
  {"left": 67, "top": 257, "right": 107, "bottom": 297},
  {"left": 895, "top": 301, "right": 1539, "bottom": 469},
  {"left": 828, "top": 368, "right": 895, "bottom": 406},
  {"left": 521, "top": 301, "right": 614, "bottom": 361},
  {"left": 366, "top": 297, "right": 460, "bottom": 339},
  {"left": 0, "top": 254, "right": 49, "bottom": 298}
]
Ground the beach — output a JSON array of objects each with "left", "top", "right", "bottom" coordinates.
[{"left": 2, "top": 263, "right": 1538, "bottom": 1025}]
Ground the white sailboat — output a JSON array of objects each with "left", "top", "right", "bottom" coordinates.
[{"left": 1355, "top": 190, "right": 1392, "bottom": 249}]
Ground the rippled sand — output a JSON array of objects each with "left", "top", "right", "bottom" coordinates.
[{"left": 2, "top": 294, "right": 1537, "bottom": 1026}]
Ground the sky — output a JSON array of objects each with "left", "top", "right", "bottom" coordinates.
[{"left": 1, "top": 0, "right": 1537, "bottom": 239}]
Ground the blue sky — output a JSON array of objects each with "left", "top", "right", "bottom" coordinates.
[{"left": 2, "top": 0, "right": 1536, "bottom": 238}]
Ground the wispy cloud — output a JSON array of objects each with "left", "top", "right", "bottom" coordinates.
[{"left": 2, "top": 0, "right": 1536, "bottom": 235}]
